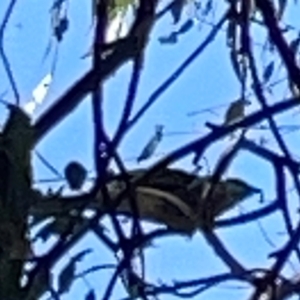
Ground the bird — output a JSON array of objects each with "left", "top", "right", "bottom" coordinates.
[
  {"left": 223, "top": 98, "right": 251, "bottom": 126},
  {"left": 137, "top": 125, "right": 164, "bottom": 163}
]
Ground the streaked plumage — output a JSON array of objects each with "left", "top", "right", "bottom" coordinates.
[{"left": 137, "top": 125, "right": 164, "bottom": 163}]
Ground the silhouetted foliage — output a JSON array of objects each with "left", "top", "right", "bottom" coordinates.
[{"left": 1, "top": 0, "right": 300, "bottom": 299}]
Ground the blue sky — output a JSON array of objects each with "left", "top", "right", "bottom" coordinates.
[{"left": 1, "top": 0, "right": 300, "bottom": 299}]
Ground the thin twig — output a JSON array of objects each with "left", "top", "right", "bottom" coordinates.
[
  {"left": 127, "top": 8, "right": 230, "bottom": 130},
  {"left": 0, "top": 0, "right": 20, "bottom": 104}
]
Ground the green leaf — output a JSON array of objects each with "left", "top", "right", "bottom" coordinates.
[{"left": 106, "top": 0, "right": 136, "bottom": 20}]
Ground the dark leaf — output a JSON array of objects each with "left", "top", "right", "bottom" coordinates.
[
  {"left": 58, "top": 261, "right": 75, "bottom": 294},
  {"left": 70, "top": 249, "right": 93, "bottom": 264},
  {"left": 158, "top": 33, "right": 178, "bottom": 44},
  {"left": 177, "top": 19, "right": 194, "bottom": 35},
  {"left": 58, "top": 249, "right": 92, "bottom": 294},
  {"left": 263, "top": 61, "right": 274, "bottom": 83},
  {"left": 51, "top": 0, "right": 66, "bottom": 10},
  {"left": 64, "top": 161, "right": 87, "bottom": 190},
  {"left": 278, "top": 0, "right": 287, "bottom": 19},
  {"left": 29, "top": 212, "right": 47, "bottom": 229},
  {"left": 170, "top": 0, "right": 186, "bottom": 24},
  {"left": 54, "top": 17, "right": 69, "bottom": 42},
  {"left": 59, "top": 17, "right": 69, "bottom": 33},
  {"left": 137, "top": 125, "right": 164, "bottom": 163},
  {"left": 203, "top": 0, "right": 213, "bottom": 16},
  {"left": 76, "top": 264, "right": 114, "bottom": 278},
  {"left": 85, "top": 290, "right": 96, "bottom": 300},
  {"left": 33, "top": 217, "right": 69, "bottom": 242},
  {"left": 92, "top": 0, "right": 97, "bottom": 18},
  {"left": 290, "top": 35, "right": 300, "bottom": 54}
]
